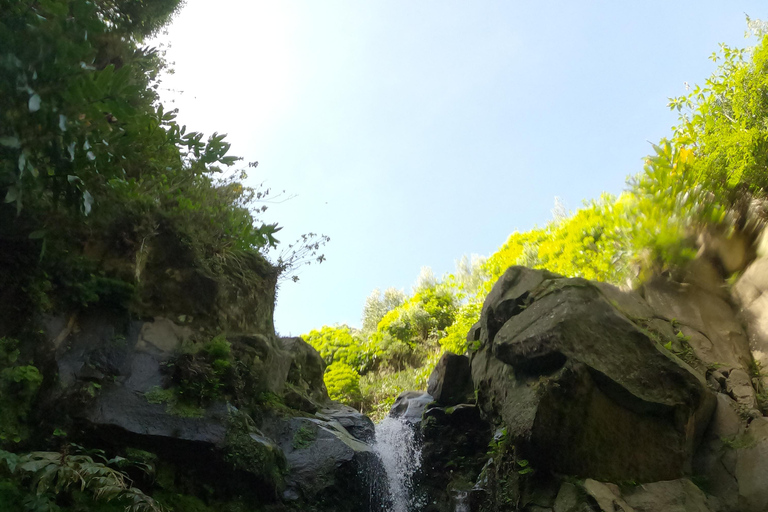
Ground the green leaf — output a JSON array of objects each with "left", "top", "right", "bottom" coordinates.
[
  {"left": 83, "top": 190, "right": 93, "bottom": 215},
  {"left": 0, "top": 136, "right": 20, "bottom": 148},
  {"left": 4, "top": 186, "right": 18, "bottom": 203},
  {"left": 29, "top": 230, "right": 46, "bottom": 239}
]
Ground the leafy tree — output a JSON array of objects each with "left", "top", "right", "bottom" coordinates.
[
  {"left": 440, "top": 301, "right": 482, "bottom": 355},
  {"left": 302, "top": 325, "right": 372, "bottom": 373},
  {"left": 453, "top": 254, "right": 488, "bottom": 298},
  {"left": 668, "top": 31, "right": 768, "bottom": 200},
  {"left": 361, "top": 287, "right": 406, "bottom": 333}
]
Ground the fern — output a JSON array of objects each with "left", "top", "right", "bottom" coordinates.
[{"left": 0, "top": 448, "right": 162, "bottom": 512}]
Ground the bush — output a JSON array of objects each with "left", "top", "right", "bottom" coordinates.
[{"left": 323, "top": 363, "right": 362, "bottom": 409}]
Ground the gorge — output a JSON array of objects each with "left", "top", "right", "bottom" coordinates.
[{"left": 2, "top": 209, "right": 768, "bottom": 512}]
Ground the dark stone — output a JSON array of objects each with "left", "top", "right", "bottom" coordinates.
[
  {"left": 427, "top": 352, "right": 474, "bottom": 406},
  {"left": 261, "top": 415, "right": 379, "bottom": 511},
  {"left": 470, "top": 266, "right": 716, "bottom": 482},
  {"left": 417, "top": 403, "right": 492, "bottom": 511},
  {"left": 316, "top": 402, "right": 375, "bottom": 443},
  {"left": 281, "top": 336, "right": 330, "bottom": 407},
  {"left": 390, "top": 390, "right": 434, "bottom": 424}
]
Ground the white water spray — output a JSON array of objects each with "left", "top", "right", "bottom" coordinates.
[
  {"left": 372, "top": 416, "right": 422, "bottom": 512},
  {"left": 453, "top": 490, "right": 469, "bottom": 512}
]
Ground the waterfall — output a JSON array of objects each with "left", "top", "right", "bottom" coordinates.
[
  {"left": 453, "top": 490, "right": 469, "bottom": 512},
  {"left": 372, "top": 415, "right": 423, "bottom": 512}
]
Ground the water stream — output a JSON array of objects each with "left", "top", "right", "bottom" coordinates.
[
  {"left": 453, "top": 490, "right": 469, "bottom": 512},
  {"left": 372, "top": 416, "right": 423, "bottom": 512}
]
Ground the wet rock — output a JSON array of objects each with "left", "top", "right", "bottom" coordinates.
[
  {"left": 316, "top": 402, "right": 375, "bottom": 443},
  {"left": 84, "top": 386, "right": 229, "bottom": 444},
  {"left": 470, "top": 267, "right": 715, "bottom": 482},
  {"left": 427, "top": 352, "right": 474, "bottom": 406},
  {"left": 697, "top": 229, "right": 754, "bottom": 275},
  {"left": 390, "top": 390, "right": 433, "bottom": 424},
  {"left": 228, "top": 333, "right": 292, "bottom": 396},
  {"left": 682, "top": 257, "right": 728, "bottom": 298},
  {"left": 417, "top": 403, "right": 492, "bottom": 511},
  {"left": 262, "top": 416, "right": 377, "bottom": 511}
]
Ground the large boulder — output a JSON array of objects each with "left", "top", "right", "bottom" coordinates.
[
  {"left": 316, "top": 402, "right": 375, "bottom": 443},
  {"left": 390, "top": 391, "right": 434, "bottom": 424},
  {"left": 427, "top": 352, "right": 474, "bottom": 406},
  {"left": 262, "top": 415, "right": 379, "bottom": 511},
  {"left": 469, "top": 267, "right": 716, "bottom": 482},
  {"left": 281, "top": 336, "right": 329, "bottom": 411}
]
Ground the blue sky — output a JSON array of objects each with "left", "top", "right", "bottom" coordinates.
[{"left": 155, "top": 1, "right": 766, "bottom": 335}]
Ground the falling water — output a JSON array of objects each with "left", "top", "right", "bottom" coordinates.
[
  {"left": 453, "top": 490, "right": 469, "bottom": 512},
  {"left": 372, "top": 416, "right": 422, "bottom": 512}
]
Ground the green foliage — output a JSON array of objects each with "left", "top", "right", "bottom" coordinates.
[
  {"left": 223, "top": 409, "right": 285, "bottom": 489},
  {"left": 669, "top": 32, "right": 768, "bottom": 196},
  {"left": 359, "top": 356, "right": 437, "bottom": 422},
  {"left": 361, "top": 288, "right": 407, "bottom": 333},
  {"left": 143, "top": 386, "right": 204, "bottom": 418},
  {"left": 0, "top": 0, "right": 328, "bottom": 322},
  {"left": 323, "top": 363, "right": 362, "bottom": 408},
  {"left": 481, "top": 195, "right": 632, "bottom": 290},
  {"left": 302, "top": 325, "right": 372, "bottom": 373},
  {"left": 0, "top": 338, "right": 43, "bottom": 445},
  {"left": 370, "top": 284, "right": 457, "bottom": 368},
  {"left": 0, "top": 447, "right": 162, "bottom": 512},
  {"left": 440, "top": 301, "right": 482, "bottom": 355},
  {"left": 142, "top": 335, "right": 234, "bottom": 415},
  {"left": 172, "top": 335, "right": 233, "bottom": 407}
]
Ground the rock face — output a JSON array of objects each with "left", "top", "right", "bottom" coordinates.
[
  {"left": 418, "top": 403, "right": 492, "bottom": 512},
  {"left": 428, "top": 352, "right": 474, "bottom": 406},
  {"left": 34, "top": 308, "right": 378, "bottom": 511},
  {"left": 734, "top": 416, "right": 768, "bottom": 512},
  {"left": 390, "top": 390, "right": 434, "bottom": 424},
  {"left": 262, "top": 415, "right": 379, "bottom": 509},
  {"left": 643, "top": 276, "right": 754, "bottom": 373},
  {"left": 470, "top": 266, "right": 715, "bottom": 482},
  {"left": 734, "top": 256, "right": 768, "bottom": 392}
]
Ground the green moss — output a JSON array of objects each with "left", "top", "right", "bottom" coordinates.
[
  {"left": 224, "top": 409, "right": 286, "bottom": 490},
  {"left": 721, "top": 433, "right": 758, "bottom": 450},
  {"left": 145, "top": 386, "right": 175, "bottom": 404},
  {"left": 0, "top": 337, "right": 43, "bottom": 446},
  {"left": 292, "top": 425, "right": 317, "bottom": 450},
  {"left": 143, "top": 385, "right": 205, "bottom": 418}
]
